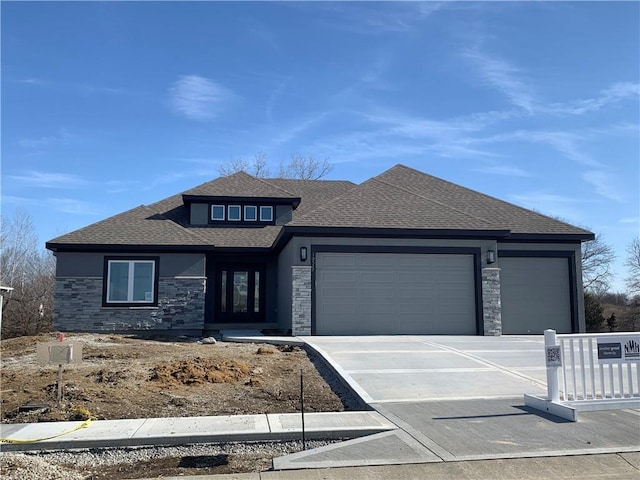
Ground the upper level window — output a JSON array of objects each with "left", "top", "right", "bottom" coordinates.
[
  {"left": 205, "top": 203, "right": 275, "bottom": 224},
  {"left": 228, "top": 205, "right": 241, "bottom": 221},
  {"left": 260, "top": 206, "right": 273, "bottom": 222},
  {"left": 211, "top": 205, "right": 225, "bottom": 221},
  {"left": 244, "top": 205, "right": 257, "bottom": 221},
  {"left": 105, "top": 259, "right": 157, "bottom": 305}
]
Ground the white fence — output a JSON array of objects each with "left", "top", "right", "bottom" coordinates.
[
  {"left": 556, "top": 332, "right": 639, "bottom": 402},
  {"left": 525, "top": 329, "right": 640, "bottom": 421}
]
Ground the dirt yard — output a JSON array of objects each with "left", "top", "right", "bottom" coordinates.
[
  {"left": 0, "top": 333, "right": 359, "bottom": 478},
  {"left": 0, "top": 333, "right": 355, "bottom": 424}
]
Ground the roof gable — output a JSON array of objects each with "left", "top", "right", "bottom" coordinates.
[{"left": 182, "top": 171, "right": 298, "bottom": 198}]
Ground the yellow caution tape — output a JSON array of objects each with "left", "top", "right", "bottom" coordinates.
[{"left": 0, "top": 419, "right": 92, "bottom": 444}]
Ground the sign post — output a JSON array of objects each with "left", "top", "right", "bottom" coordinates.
[
  {"left": 37, "top": 335, "right": 83, "bottom": 405},
  {"left": 544, "top": 329, "right": 561, "bottom": 402}
]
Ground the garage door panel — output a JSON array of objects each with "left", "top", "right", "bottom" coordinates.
[
  {"left": 399, "top": 287, "right": 433, "bottom": 299},
  {"left": 320, "top": 271, "right": 358, "bottom": 283},
  {"left": 318, "top": 254, "right": 356, "bottom": 267},
  {"left": 398, "top": 272, "right": 432, "bottom": 284},
  {"left": 360, "top": 255, "right": 395, "bottom": 266},
  {"left": 321, "top": 287, "right": 357, "bottom": 298},
  {"left": 315, "top": 252, "right": 476, "bottom": 335},
  {"left": 361, "top": 272, "right": 394, "bottom": 283},
  {"left": 500, "top": 256, "right": 572, "bottom": 334},
  {"left": 361, "top": 303, "right": 396, "bottom": 314}
]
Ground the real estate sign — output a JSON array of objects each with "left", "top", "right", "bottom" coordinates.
[{"left": 597, "top": 336, "right": 640, "bottom": 364}]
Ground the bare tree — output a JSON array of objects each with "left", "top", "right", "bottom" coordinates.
[
  {"left": 216, "top": 152, "right": 270, "bottom": 178},
  {"left": 625, "top": 237, "right": 640, "bottom": 297},
  {"left": 278, "top": 154, "right": 333, "bottom": 180},
  {"left": 218, "top": 152, "right": 332, "bottom": 180},
  {"left": 581, "top": 233, "right": 615, "bottom": 296},
  {"left": 0, "top": 208, "right": 55, "bottom": 338}
]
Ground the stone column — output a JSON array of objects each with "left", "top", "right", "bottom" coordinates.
[
  {"left": 482, "top": 267, "right": 502, "bottom": 336},
  {"left": 291, "top": 266, "right": 312, "bottom": 336}
]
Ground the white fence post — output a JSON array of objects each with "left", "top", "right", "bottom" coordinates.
[{"left": 544, "top": 329, "right": 560, "bottom": 402}]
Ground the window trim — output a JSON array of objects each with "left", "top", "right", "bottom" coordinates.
[
  {"left": 103, "top": 257, "right": 159, "bottom": 307},
  {"left": 259, "top": 205, "right": 273, "bottom": 222},
  {"left": 244, "top": 205, "right": 257, "bottom": 222},
  {"left": 211, "top": 204, "right": 225, "bottom": 221},
  {"left": 228, "top": 205, "right": 242, "bottom": 221}
]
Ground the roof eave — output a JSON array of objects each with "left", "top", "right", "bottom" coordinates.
[
  {"left": 501, "top": 232, "right": 595, "bottom": 242},
  {"left": 46, "top": 243, "right": 213, "bottom": 253},
  {"left": 182, "top": 194, "right": 301, "bottom": 209}
]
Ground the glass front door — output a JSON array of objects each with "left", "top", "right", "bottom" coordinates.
[{"left": 216, "top": 265, "right": 265, "bottom": 323}]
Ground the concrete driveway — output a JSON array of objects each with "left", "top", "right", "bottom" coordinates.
[
  {"left": 276, "top": 335, "right": 640, "bottom": 469},
  {"left": 301, "top": 335, "right": 549, "bottom": 403}
]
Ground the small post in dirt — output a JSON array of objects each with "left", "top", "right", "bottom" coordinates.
[
  {"left": 300, "top": 369, "right": 306, "bottom": 451},
  {"left": 57, "top": 333, "right": 65, "bottom": 405}
]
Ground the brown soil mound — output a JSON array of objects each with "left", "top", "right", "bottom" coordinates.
[{"left": 150, "top": 358, "right": 251, "bottom": 385}]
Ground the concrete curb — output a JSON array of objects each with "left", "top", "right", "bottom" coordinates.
[{"left": 0, "top": 411, "right": 396, "bottom": 452}]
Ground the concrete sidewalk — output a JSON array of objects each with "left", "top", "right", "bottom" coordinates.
[
  {"left": 139, "top": 452, "right": 640, "bottom": 479},
  {"left": 0, "top": 411, "right": 395, "bottom": 452}
]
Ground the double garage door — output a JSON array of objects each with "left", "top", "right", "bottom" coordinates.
[{"left": 315, "top": 252, "right": 477, "bottom": 335}]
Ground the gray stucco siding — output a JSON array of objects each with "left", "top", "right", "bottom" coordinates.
[
  {"left": 55, "top": 252, "right": 205, "bottom": 278},
  {"left": 276, "top": 239, "right": 296, "bottom": 332},
  {"left": 190, "top": 203, "right": 209, "bottom": 225}
]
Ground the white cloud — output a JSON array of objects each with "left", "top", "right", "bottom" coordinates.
[
  {"left": 463, "top": 47, "right": 536, "bottom": 113},
  {"left": 543, "top": 82, "right": 640, "bottom": 116},
  {"left": 8, "top": 171, "right": 86, "bottom": 188},
  {"left": 582, "top": 170, "right": 624, "bottom": 202},
  {"left": 19, "top": 129, "right": 75, "bottom": 149},
  {"left": 619, "top": 217, "right": 639, "bottom": 224},
  {"left": 474, "top": 164, "right": 532, "bottom": 177},
  {"left": 168, "top": 75, "right": 236, "bottom": 121},
  {"left": 464, "top": 129, "right": 602, "bottom": 168},
  {"left": 507, "top": 192, "right": 587, "bottom": 223},
  {"left": 47, "top": 198, "right": 99, "bottom": 215},
  {"left": 309, "top": 2, "right": 445, "bottom": 35},
  {"left": 265, "top": 77, "right": 290, "bottom": 123}
]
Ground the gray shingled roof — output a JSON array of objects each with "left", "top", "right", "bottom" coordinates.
[
  {"left": 376, "top": 165, "right": 593, "bottom": 235},
  {"left": 47, "top": 172, "right": 356, "bottom": 249},
  {"left": 47, "top": 165, "right": 592, "bottom": 250},
  {"left": 288, "top": 165, "right": 592, "bottom": 237}
]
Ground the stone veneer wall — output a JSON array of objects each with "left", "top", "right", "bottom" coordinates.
[
  {"left": 482, "top": 267, "right": 502, "bottom": 336},
  {"left": 54, "top": 277, "right": 206, "bottom": 333},
  {"left": 291, "top": 266, "right": 312, "bottom": 336}
]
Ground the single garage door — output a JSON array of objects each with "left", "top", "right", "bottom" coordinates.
[
  {"left": 315, "top": 252, "right": 477, "bottom": 335},
  {"left": 500, "top": 257, "right": 572, "bottom": 334}
]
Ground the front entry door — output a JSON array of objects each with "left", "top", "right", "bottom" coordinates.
[{"left": 216, "top": 265, "right": 265, "bottom": 323}]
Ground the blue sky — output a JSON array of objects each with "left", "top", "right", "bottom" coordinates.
[{"left": 2, "top": 1, "right": 638, "bottom": 291}]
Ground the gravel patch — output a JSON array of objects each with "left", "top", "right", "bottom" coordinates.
[{"left": 1, "top": 440, "right": 338, "bottom": 480}]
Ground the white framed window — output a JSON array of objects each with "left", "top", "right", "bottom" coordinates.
[
  {"left": 244, "top": 205, "right": 257, "bottom": 221},
  {"left": 260, "top": 206, "right": 273, "bottom": 222},
  {"left": 211, "top": 205, "right": 225, "bottom": 221},
  {"left": 228, "top": 205, "right": 241, "bottom": 221},
  {"left": 106, "top": 259, "right": 156, "bottom": 304}
]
